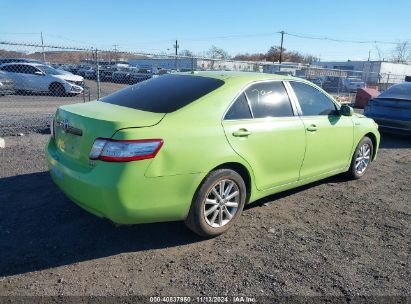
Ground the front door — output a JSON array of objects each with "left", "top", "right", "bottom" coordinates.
[
  {"left": 222, "top": 81, "right": 306, "bottom": 190},
  {"left": 288, "top": 81, "right": 354, "bottom": 179}
]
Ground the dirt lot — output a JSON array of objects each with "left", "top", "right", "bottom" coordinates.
[
  {"left": 0, "top": 86, "right": 410, "bottom": 301},
  {"left": 0, "top": 80, "right": 127, "bottom": 137},
  {"left": 0, "top": 128, "right": 410, "bottom": 300}
]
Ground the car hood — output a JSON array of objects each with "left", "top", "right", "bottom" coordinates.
[
  {"left": 54, "top": 74, "right": 84, "bottom": 82},
  {"left": 354, "top": 113, "right": 366, "bottom": 118}
]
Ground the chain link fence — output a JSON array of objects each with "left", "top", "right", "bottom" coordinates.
[{"left": 1, "top": 40, "right": 410, "bottom": 136}]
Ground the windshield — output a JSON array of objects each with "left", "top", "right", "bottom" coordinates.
[
  {"left": 378, "top": 82, "right": 411, "bottom": 100},
  {"left": 37, "top": 65, "right": 64, "bottom": 75},
  {"left": 100, "top": 74, "right": 224, "bottom": 113}
]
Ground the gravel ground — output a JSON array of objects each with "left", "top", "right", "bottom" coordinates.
[
  {"left": 0, "top": 132, "right": 410, "bottom": 301},
  {"left": 0, "top": 81, "right": 127, "bottom": 137}
]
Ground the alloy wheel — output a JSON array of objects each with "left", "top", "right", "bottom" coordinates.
[
  {"left": 203, "top": 179, "right": 240, "bottom": 228},
  {"left": 355, "top": 143, "right": 371, "bottom": 175}
]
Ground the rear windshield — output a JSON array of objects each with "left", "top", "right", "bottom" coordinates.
[
  {"left": 378, "top": 82, "right": 411, "bottom": 100},
  {"left": 100, "top": 74, "right": 225, "bottom": 113}
]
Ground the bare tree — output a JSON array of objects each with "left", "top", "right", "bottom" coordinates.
[
  {"left": 206, "top": 46, "right": 230, "bottom": 70},
  {"left": 207, "top": 46, "right": 230, "bottom": 59},
  {"left": 179, "top": 49, "right": 194, "bottom": 57},
  {"left": 375, "top": 44, "right": 383, "bottom": 61},
  {"left": 391, "top": 41, "right": 411, "bottom": 63}
]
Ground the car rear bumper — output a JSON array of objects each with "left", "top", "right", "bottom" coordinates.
[{"left": 46, "top": 139, "right": 205, "bottom": 224}]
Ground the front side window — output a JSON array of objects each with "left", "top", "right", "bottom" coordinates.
[
  {"left": 290, "top": 81, "right": 337, "bottom": 116},
  {"left": 25, "top": 66, "right": 39, "bottom": 75},
  {"left": 224, "top": 93, "right": 252, "bottom": 120},
  {"left": 37, "top": 65, "right": 63, "bottom": 75},
  {"left": 244, "top": 81, "right": 294, "bottom": 118}
]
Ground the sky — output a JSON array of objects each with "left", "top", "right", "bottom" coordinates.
[{"left": 1, "top": 0, "right": 410, "bottom": 61}]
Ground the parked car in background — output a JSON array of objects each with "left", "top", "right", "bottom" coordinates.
[
  {"left": 77, "top": 66, "right": 96, "bottom": 79},
  {"left": 112, "top": 66, "right": 138, "bottom": 83},
  {"left": 100, "top": 65, "right": 118, "bottom": 81},
  {"left": 47, "top": 72, "right": 380, "bottom": 237},
  {"left": 343, "top": 77, "right": 365, "bottom": 92},
  {"left": 0, "top": 63, "right": 84, "bottom": 96},
  {"left": 0, "top": 57, "right": 45, "bottom": 65},
  {"left": 364, "top": 82, "right": 411, "bottom": 135},
  {"left": 50, "top": 63, "right": 74, "bottom": 76},
  {"left": 70, "top": 64, "right": 90, "bottom": 76},
  {"left": 322, "top": 76, "right": 344, "bottom": 92},
  {"left": 128, "top": 68, "right": 153, "bottom": 84},
  {"left": 0, "top": 71, "right": 14, "bottom": 96}
]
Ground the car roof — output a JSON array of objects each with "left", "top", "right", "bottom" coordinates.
[{"left": 0, "top": 62, "right": 46, "bottom": 68}]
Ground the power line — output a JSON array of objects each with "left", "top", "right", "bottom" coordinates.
[
  {"left": 284, "top": 32, "right": 404, "bottom": 45},
  {"left": 0, "top": 32, "right": 40, "bottom": 35}
]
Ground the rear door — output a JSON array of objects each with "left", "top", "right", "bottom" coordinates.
[
  {"left": 222, "top": 80, "right": 306, "bottom": 190},
  {"left": 0, "top": 64, "right": 27, "bottom": 90},
  {"left": 288, "top": 81, "right": 354, "bottom": 179}
]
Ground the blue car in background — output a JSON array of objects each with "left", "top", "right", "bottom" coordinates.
[{"left": 364, "top": 82, "right": 411, "bottom": 135}]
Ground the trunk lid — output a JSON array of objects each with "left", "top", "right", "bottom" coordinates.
[{"left": 55, "top": 101, "right": 165, "bottom": 166}]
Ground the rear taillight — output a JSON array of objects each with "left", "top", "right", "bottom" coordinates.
[
  {"left": 50, "top": 118, "right": 56, "bottom": 140},
  {"left": 89, "top": 138, "right": 163, "bottom": 162}
]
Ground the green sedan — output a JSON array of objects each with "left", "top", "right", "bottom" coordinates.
[{"left": 46, "top": 72, "right": 380, "bottom": 237}]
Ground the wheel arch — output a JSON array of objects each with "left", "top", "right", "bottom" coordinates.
[
  {"left": 364, "top": 132, "right": 378, "bottom": 160},
  {"left": 49, "top": 81, "right": 64, "bottom": 90},
  {"left": 210, "top": 162, "right": 253, "bottom": 203}
]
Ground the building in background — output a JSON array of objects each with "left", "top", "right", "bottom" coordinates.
[
  {"left": 312, "top": 60, "right": 411, "bottom": 86},
  {"left": 128, "top": 58, "right": 258, "bottom": 72},
  {"left": 128, "top": 58, "right": 196, "bottom": 71}
]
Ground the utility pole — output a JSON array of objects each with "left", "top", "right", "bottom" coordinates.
[
  {"left": 279, "top": 30, "right": 285, "bottom": 64},
  {"left": 40, "top": 32, "right": 46, "bottom": 62},
  {"left": 367, "top": 50, "right": 371, "bottom": 61},
  {"left": 174, "top": 40, "right": 179, "bottom": 70},
  {"left": 112, "top": 44, "right": 119, "bottom": 63},
  {"left": 95, "top": 49, "right": 100, "bottom": 100}
]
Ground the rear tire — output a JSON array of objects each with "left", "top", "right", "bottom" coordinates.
[
  {"left": 348, "top": 136, "right": 373, "bottom": 179},
  {"left": 185, "top": 169, "right": 246, "bottom": 238},
  {"left": 49, "top": 82, "right": 66, "bottom": 96}
]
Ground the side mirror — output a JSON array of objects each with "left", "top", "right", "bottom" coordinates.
[
  {"left": 340, "top": 104, "right": 353, "bottom": 116},
  {"left": 35, "top": 71, "right": 44, "bottom": 76}
]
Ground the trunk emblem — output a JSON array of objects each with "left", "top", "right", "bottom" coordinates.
[
  {"left": 57, "top": 119, "right": 83, "bottom": 136},
  {"left": 60, "top": 119, "right": 70, "bottom": 131}
]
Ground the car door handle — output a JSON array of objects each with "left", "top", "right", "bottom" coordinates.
[
  {"left": 306, "top": 124, "right": 318, "bottom": 132},
  {"left": 232, "top": 129, "right": 251, "bottom": 137}
]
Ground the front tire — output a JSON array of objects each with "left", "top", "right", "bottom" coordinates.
[
  {"left": 348, "top": 136, "right": 373, "bottom": 179},
  {"left": 185, "top": 169, "right": 246, "bottom": 238}
]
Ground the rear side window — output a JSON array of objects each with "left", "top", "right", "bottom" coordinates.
[
  {"left": 378, "top": 82, "right": 411, "bottom": 100},
  {"left": 1, "top": 65, "right": 18, "bottom": 73},
  {"left": 245, "top": 81, "right": 294, "bottom": 118},
  {"left": 225, "top": 93, "right": 252, "bottom": 120},
  {"left": 100, "top": 74, "right": 224, "bottom": 113},
  {"left": 290, "top": 81, "right": 337, "bottom": 116}
]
